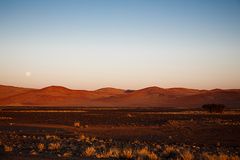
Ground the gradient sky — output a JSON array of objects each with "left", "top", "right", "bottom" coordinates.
[{"left": 0, "top": 0, "right": 240, "bottom": 90}]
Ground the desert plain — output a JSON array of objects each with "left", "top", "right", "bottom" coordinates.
[{"left": 0, "top": 85, "right": 240, "bottom": 159}]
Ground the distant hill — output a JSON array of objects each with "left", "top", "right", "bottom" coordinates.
[{"left": 0, "top": 84, "right": 240, "bottom": 108}]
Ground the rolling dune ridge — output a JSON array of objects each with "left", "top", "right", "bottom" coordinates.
[{"left": 0, "top": 85, "right": 240, "bottom": 108}]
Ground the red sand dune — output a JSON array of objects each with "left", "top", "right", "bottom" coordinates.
[
  {"left": 0, "top": 85, "right": 34, "bottom": 99},
  {"left": 0, "top": 85, "right": 240, "bottom": 108}
]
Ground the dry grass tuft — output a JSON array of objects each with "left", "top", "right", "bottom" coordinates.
[
  {"left": 163, "top": 145, "right": 177, "bottom": 155},
  {"left": 202, "top": 152, "right": 219, "bottom": 160},
  {"left": 63, "top": 151, "right": 72, "bottom": 158},
  {"left": 84, "top": 147, "right": 96, "bottom": 157},
  {"left": 230, "top": 155, "right": 240, "bottom": 160},
  {"left": 219, "top": 153, "right": 229, "bottom": 160},
  {"left": 106, "top": 148, "right": 121, "bottom": 158},
  {"left": 137, "top": 147, "right": 158, "bottom": 160},
  {"left": 91, "top": 136, "right": 96, "bottom": 142},
  {"left": 201, "top": 152, "right": 240, "bottom": 160},
  {"left": 48, "top": 143, "right": 61, "bottom": 151},
  {"left": 74, "top": 121, "right": 81, "bottom": 128},
  {"left": 30, "top": 150, "right": 38, "bottom": 155},
  {"left": 162, "top": 145, "right": 180, "bottom": 159},
  {"left": 37, "top": 143, "right": 45, "bottom": 152},
  {"left": 46, "top": 135, "right": 60, "bottom": 140},
  {"left": 155, "top": 144, "right": 161, "bottom": 150},
  {"left": 79, "top": 134, "right": 86, "bottom": 141},
  {"left": 122, "top": 148, "right": 133, "bottom": 159},
  {"left": 96, "top": 147, "right": 121, "bottom": 158},
  {"left": 4, "top": 145, "right": 13, "bottom": 152},
  {"left": 181, "top": 150, "right": 194, "bottom": 160}
]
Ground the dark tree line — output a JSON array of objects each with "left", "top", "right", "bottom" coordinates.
[{"left": 202, "top": 104, "right": 226, "bottom": 113}]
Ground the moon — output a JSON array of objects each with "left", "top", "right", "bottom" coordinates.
[{"left": 25, "top": 72, "right": 31, "bottom": 77}]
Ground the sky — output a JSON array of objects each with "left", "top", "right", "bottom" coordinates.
[{"left": 0, "top": 0, "right": 240, "bottom": 90}]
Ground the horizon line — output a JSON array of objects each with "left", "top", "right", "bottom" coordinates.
[{"left": 1, "top": 83, "right": 239, "bottom": 91}]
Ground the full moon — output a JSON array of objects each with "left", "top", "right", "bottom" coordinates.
[{"left": 25, "top": 72, "right": 31, "bottom": 77}]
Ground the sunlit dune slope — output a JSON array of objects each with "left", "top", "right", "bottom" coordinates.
[{"left": 0, "top": 85, "right": 34, "bottom": 99}]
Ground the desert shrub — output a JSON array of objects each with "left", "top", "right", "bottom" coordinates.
[
  {"left": 84, "top": 147, "right": 96, "bottom": 157},
  {"left": 202, "top": 104, "right": 226, "bottom": 113}
]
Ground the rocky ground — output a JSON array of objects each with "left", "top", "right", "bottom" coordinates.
[{"left": 0, "top": 107, "right": 240, "bottom": 159}]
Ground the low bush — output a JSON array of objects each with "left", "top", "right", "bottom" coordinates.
[{"left": 202, "top": 104, "right": 226, "bottom": 113}]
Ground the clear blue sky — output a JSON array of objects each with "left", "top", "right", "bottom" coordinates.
[{"left": 0, "top": 0, "right": 240, "bottom": 90}]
